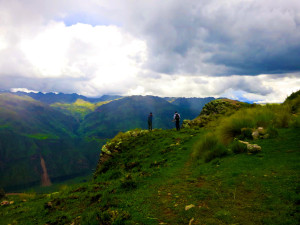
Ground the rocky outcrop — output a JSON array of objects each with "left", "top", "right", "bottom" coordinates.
[
  {"left": 183, "top": 99, "right": 250, "bottom": 128},
  {"left": 239, "top": 140, "right": 262, "bottom": 153}
]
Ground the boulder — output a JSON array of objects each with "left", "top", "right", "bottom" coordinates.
[
  {"left": 1, "top": 200, "right": 10, "bottom": 206},
  {"left": 257, "top": 127, "right": 266, "bottom": 135},
  {"left": 185, "top": 204, "right": 195, "bottom": 210},
  {"left": 247, "top": 144, "right": 262, "bottom": 153},
  {"left": 238, "top": 140, "right": 262, "bottom": 153}
]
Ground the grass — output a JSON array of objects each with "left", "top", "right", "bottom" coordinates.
[{"left": 0, "top": 126, "right": 299, "bottom": 224}]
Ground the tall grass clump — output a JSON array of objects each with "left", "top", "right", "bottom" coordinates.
[
  {"left": 230, "top": 139, "right": 247, "bottom": 154},
  {"left": 273, "top": 105, "right": 292, "bottom": 128},
  {"left": 192, "top": 132, "right": 228, "bottom": 162},
  {"left": 218, "top": 109, "right": 255, "bottom": 144},
  {"left": 217, "top": 104, "right": 293, "bottom": 144}
]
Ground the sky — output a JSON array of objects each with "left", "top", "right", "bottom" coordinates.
[{"left": 0, "top": 0, "right": 300, "bottom": 103}]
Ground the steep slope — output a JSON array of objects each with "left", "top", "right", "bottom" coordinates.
[
  {"left": 168, "top": 97, "right": 215, "bottom": 112},
  {"left": 0, "top": 94, "right": 100, "bottom": 190},
  {"left": 0, "top": 93, "right": 78, "bottom": 136},
  {"left": 79, "top": 95, "right": 199, "bottom": 138}
]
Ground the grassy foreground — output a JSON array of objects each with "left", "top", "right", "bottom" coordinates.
[{"left": 0, "top": 126, "right": 299, "bottom": 224}]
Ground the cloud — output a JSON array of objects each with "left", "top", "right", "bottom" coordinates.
[
  {"left": 0, "top": 0, "right": 299, "bottom": 102},
  {"left": 108, "top": 0, "right": 300, "bottom": 75}
]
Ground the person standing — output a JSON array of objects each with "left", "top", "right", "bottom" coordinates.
[
  {"left": 173, "top": 111, "right": 181, "bottom": 131},
  {"left": 148, "top": 112, "right": 153, "bottom": 131}
]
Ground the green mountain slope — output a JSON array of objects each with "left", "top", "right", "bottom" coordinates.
[
  {"left": 0, "top": 94, "right": 100, "bottom": 191},
  {"left": 168, "top": 97, "right": 215, "bottom": 112},
  {"left": 51, "top": 99, "right": 111, "bottom": 121},
  {"left": 79, "top": 95, "right": 200, "bottom": 138},
  {"left": 0, "top": 94, "right": 299, "bottom": 224},
  {"left": 0, "top": 93, "right": 78, "bottom": 137},
  {"left": 8, "top": 91, "right": 122, "bottom": 104}
]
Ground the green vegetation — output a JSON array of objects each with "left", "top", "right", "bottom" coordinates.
[
  {"left": 1, "top": 104, "right": 299, "bottom": 224},
  {"left": 0, "top": 92, "right": 299, "bottom": 224},
  {"left": 51, "top": 99, "right": 111, "bottom": 121}
]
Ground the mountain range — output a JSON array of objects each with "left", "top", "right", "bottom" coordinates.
[{"left": 0, "top": 91, "right": 215, "bottom": 190}]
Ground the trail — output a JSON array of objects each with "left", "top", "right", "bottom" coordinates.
[
  {"left": 151, "top": 135, "right": 206, "bottom": 225},
  {"left": 40, "top": 155, "right": 52, "bottom": 186}
]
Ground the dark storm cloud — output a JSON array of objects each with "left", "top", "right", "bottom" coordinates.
[{"left": 114, "top": 0, "right": 300, "bottom": 76}]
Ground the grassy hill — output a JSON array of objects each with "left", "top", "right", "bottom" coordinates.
[{"left": 0, "top": 94, "right": 299, "bottom": 224}]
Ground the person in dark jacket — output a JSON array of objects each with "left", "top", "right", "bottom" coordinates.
[
  {"left": 173, "top": 111, "right": 180, "bottom": 131},
  {"left": 148, "top": 112, "right": 153, "bottom": 131}
]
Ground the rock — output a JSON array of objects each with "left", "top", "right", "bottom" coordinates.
[
  {"left": 252, "top": 130, "right": 259, "bottom": 140},
  {"left": 257, "top": 127, "right": 266, "bottom": 135},
  {"left": 185, "top": 204, "right": 195, "bottom": 210},
  {"left": 189, "top": 217, "right": 195, "bottom": 225},
  {"left": 247, "top": 144, "right": 262, "bottom": 153},
  {"left": 1, "top": 200, "right": 10, "bottom": 206},
  {"left": 239, "top": 140, "right": 249, "bottom": 145}
]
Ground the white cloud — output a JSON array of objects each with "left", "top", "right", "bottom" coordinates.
[{"left": 0, "top": 0, "right": 299, "bottom": 102}]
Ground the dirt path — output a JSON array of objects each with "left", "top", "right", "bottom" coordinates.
[{"left": 151, "top": 142, "right": 207, "bottom": 225}]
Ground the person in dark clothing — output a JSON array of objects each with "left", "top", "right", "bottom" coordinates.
[
  {"left": 148, "top": 112, "right": 153, "bottom": 131},
  {"left": 173, "top": 111, "right": 180, "bottom": 131}
]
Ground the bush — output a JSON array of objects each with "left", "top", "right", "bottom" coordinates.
[
  {"left": 192, "top": 133, "right": 228, "bottom": 162},
  {"left": 230, "top": 140, "right": 247, "bottom": 154}
]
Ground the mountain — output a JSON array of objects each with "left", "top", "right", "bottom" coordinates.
[
  {"left": 5, "top": 90, "right": 122, "bottom": 104},
  {"left": 0, "top": 93, "right": 216, "bottom": 191},
  {"left": 0, "top": 93, "right": 78, "bottom": 136},
  {"left": 0, "top": 94, "right": 100, "bottom": 191},
  {"left": 168, "top": 97, "right": 215, "bottom": 112},
  {"left": 79, "top": 95, "right": 200, "bottom": 138}
]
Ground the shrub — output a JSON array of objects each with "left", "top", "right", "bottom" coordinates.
[
  {"left": 230, "top": 140, "right": 247, "bottom": 154},
  {"left": 192, "top": 133, "right": 228, "bottom": 162}
]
